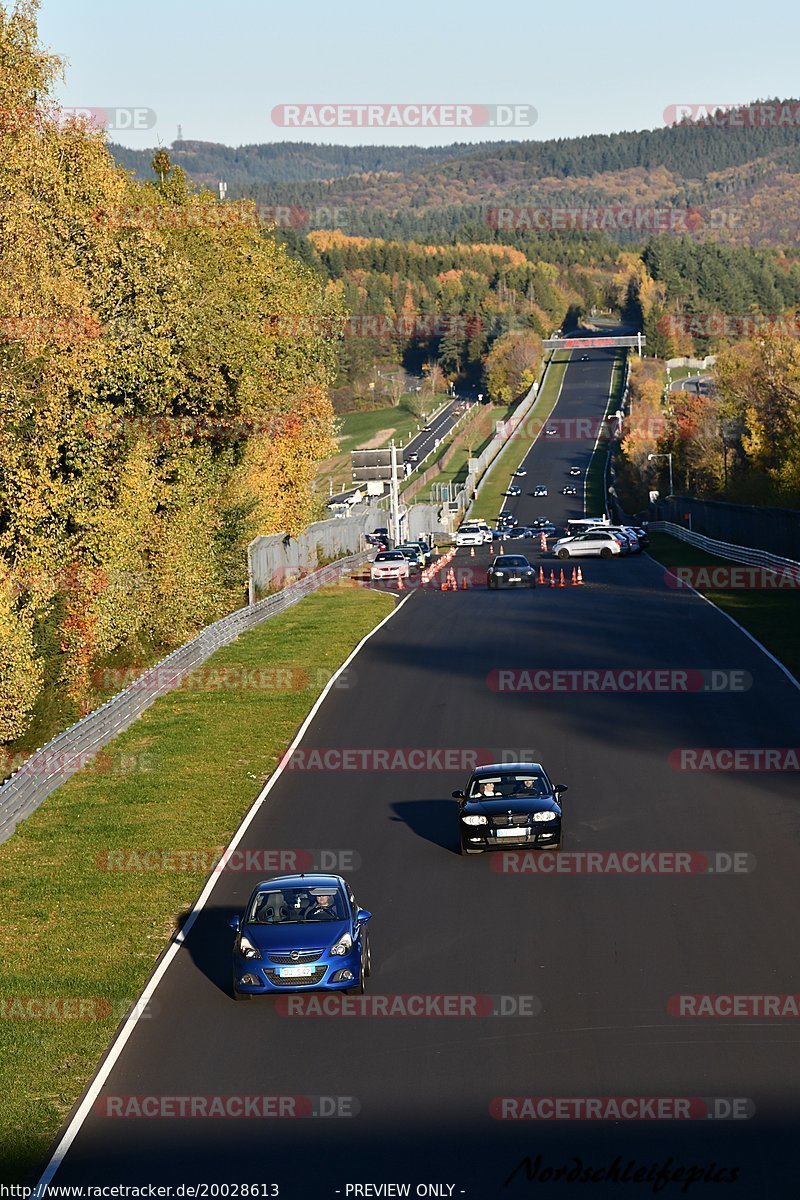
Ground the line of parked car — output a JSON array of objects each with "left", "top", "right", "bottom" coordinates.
[
  {"left": 368, "top": 534, "right": 437, "bottom": 582},
  {"left": 553, "top": 522, "right": 649, "bottom": 559}
]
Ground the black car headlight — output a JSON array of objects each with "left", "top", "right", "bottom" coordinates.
[
  {"left": 238, "top": 934, "right": 262, "bottom": 960},
  {"left": 532, "top": 811, "right": 557, "bottom": 822},
  {"left": 462, "top": 814, "right": 488, "bottom": 826}
]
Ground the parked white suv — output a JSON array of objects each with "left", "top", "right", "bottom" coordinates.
[{"left": 553, "top": 530, "right": 624, "bottom": 560}]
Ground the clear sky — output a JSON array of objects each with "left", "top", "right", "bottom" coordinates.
[{"left": 36, "top": 0, "right": 800, "bottom": 149}]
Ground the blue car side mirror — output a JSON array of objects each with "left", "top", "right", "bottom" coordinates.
[
  {"left": 356, "top": 909, "right": 372, "bottom": 925},
  {"left": 228, "top": 915, "right": 241, "bottom": 931}
]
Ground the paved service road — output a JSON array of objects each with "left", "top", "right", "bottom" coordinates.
[{"left": 44, "top": 348, "right": 800, "bottom": 1198}]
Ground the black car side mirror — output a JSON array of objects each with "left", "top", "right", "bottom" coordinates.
[
  {"left": 553, "top": 784, "right": 568, "bottom": 795},
  {"left": 452, "top": 790, "right": 465, "bottom": 800}
]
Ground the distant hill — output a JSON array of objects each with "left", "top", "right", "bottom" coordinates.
[{"left": 110, "top": 103, "right": 800, "bottom": 245}]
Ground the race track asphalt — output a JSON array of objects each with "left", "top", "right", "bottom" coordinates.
[{"left": 44, "top": 347, "right": 800, "bottom": 1197}]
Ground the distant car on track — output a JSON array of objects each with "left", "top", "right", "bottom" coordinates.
[
  {"left": 513, "top": 468, "right": 527, "bottom": 477},
  {"left": 568, "top": 466, "right": 581, "bottom": 477},
  {"left": 579, "top": 354, "right": 590, "bottom": 361},
  {"left": 230, "top": 874, "right": 372, "bottom": 998},
  {"left": 546, "top": 427, "right": 558, "bottom": 437},
  {"left": 504, "top": 485, "right": 522, "bottom": 497},
  {"left": 453, "top": 763, "right": 566, "bottom": 855},
  {"left": 486, "top": 554, "right": 536, "bottom": 589},
  {"left": 561, "top": 485, "right": 578, "bottom": 496},
  {"left": 533, "top": 485, "right": 548, "bottom": 497}
]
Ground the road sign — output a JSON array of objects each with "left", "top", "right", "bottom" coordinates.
[{"left": 351, "top": 449, "right": 404, "bottom": 482}]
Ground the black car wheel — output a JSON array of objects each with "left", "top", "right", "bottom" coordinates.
[
  {"left": 600, "top": 547, "right": 612, "bottom": 559},
  {"left": 347, "top": 960, "right": 366, "bottom": 995},
  {"left": 487, "top": 578, "right": 495, "bottom": 589},
  {"left": 363, "top": 932, "right": 372, "bottom": 978},
  {"left": 557, "top": 548, "right": 570, "bottom": 560}
]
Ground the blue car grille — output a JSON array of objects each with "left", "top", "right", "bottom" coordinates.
[
  {"left": 268, "top": 950, "right": 323, "bottom": 965},
  {"left": 265, "top": 967, "right": 327, "bottom": 986}
]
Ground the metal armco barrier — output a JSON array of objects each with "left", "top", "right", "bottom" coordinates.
[
  {"left": 0, "top": 552, "right": 369, "bottom": 846},
  {"left": 648, "top": 522, "right": 800, "bottom": 575}
]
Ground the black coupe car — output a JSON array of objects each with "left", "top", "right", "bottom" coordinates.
[
  {"left": 486, "top": 555, "right": 536, "bottom": 589},
  {"left": 453, "top": 763, "right": 566, "bottom": 855}
]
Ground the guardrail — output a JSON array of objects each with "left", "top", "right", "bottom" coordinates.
[
  {"left": 648, "top": 522, "right": 800, "bottom": 574},
  {"left": 0, "top": 552, "right": 370, "bottom": 846}
]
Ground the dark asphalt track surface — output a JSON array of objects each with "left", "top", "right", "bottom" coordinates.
[{"left": 43, "top": 346, "right": 800, "bottom": 1197}]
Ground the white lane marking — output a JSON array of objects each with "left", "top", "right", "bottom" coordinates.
[
  {"left": 35, "top": 589, "right": 414, "bottom": 1190},
  {"left": 655, "top": 559, "right": 800, "bottom": 693}
]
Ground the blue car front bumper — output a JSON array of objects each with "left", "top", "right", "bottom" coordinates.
[{"left": 233, "top": 946, "right": 363, "bottom": 995}]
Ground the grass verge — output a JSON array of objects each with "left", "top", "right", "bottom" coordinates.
[
  {"left": 647, "top": 532, "right": 800, "bottom": 679},
  {"left": 469, "top": 353, "right": 570, "bottom": 523},
  {"left": 0, "top": 583, "right": 394, "bottom": 1183},
  {"left": 585, "top": 350, "right": 626, "bottom": 516}
]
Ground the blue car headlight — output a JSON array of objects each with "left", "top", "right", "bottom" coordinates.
[
  {"left": 330, "top": 932, "right": 353, "bottom": 957},
  {"left": 532, "top": 811, "right": 557, "bottom": 822},
  {"left": 462, "top": 814, "right": 488, "bottom": 826},
  {"left": 238, "top": 934, "right": 262, "bottom": 960}
]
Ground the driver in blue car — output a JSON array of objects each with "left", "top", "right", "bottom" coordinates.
[{"left": 305, "top": 892, "right": 340, "bottom": 920}]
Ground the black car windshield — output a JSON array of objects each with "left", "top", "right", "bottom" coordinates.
[
  {"left": 469, "top": 772, "right": 549, "bottom": 799},
  {"left": 247, "top": 887, "right": 345, "bottom": 924},
  {"left": 494, "top": 556, "right": 529, "bottom": 568}
]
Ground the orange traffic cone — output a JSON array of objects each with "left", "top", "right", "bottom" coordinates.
[
  {"left": 461, "top": 574, "right": 468, "bottom": 590},
  {"left": 397, "top": 574, "right": 404, "bottom": 591},
  {"left": 540, "top": 533, "right": 547, "bottom": 552},
  {"left": 571, "top": 567, "right": 577, "bottom": 586},
  {"left": 489, "top": 544, "right": 494, "bottom": 555},
  {"left": 549, "top": 570, "right": 556, "bottom": 588},
  {"left": 559, "top": 569, "right": 566, "bottom": 588},
  {"left": 576, "top": 565, "right": 584, "bottom": 585},
  {"left": 500, "top": 544, "right": 505, "bottom": 554},
  {"left": 538, "top": 566, "right": 545, "bottom": 585},
  {"left": 470, "top": 546, "right": 475, "bottom": 557}
]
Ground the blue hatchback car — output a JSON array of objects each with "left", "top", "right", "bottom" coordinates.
[{"left": 229, "top": 873, "right": 372, "bottom": 1000}]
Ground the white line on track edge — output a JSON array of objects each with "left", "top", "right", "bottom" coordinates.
[
  {"left": 654, "top": 559, "right": 800, "bottom": 693},
  {"left": 35, "top": 588, "right": 415, "bottom": 1192}
]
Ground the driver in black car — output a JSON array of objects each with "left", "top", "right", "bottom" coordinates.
[
  {"left": 305, "top": 893, "right": 340, "bottom": 920},
  {"left": 516, "top": 776, "right": 545, "bottom": 797}
]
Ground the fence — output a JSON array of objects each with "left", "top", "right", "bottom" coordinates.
[
  {"left": 248, "top": 511, "right": 380, "bottom": 593},
  {"left": 650, "top": 496, "right": 800, "bottom": 562},
  {"left": 0, "top": 552, "right": 369, "bottom": 846},
  {"left": 665, "top": 356, "right": 717, "bottom": 370},
  {"left": 648, "top": 521, "right": 800, "bottom": 575}
]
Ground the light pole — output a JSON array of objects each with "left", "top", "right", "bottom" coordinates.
[{"left": 648, "top": 452, "right": 673, "bottom": 497}]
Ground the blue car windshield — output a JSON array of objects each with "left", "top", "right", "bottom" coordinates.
[
  {"left": 469, "top": 773, "right": 549, "bottom": 800},
  {"left": 247, "top": 887, "right": 345, "bottom": 924}
]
